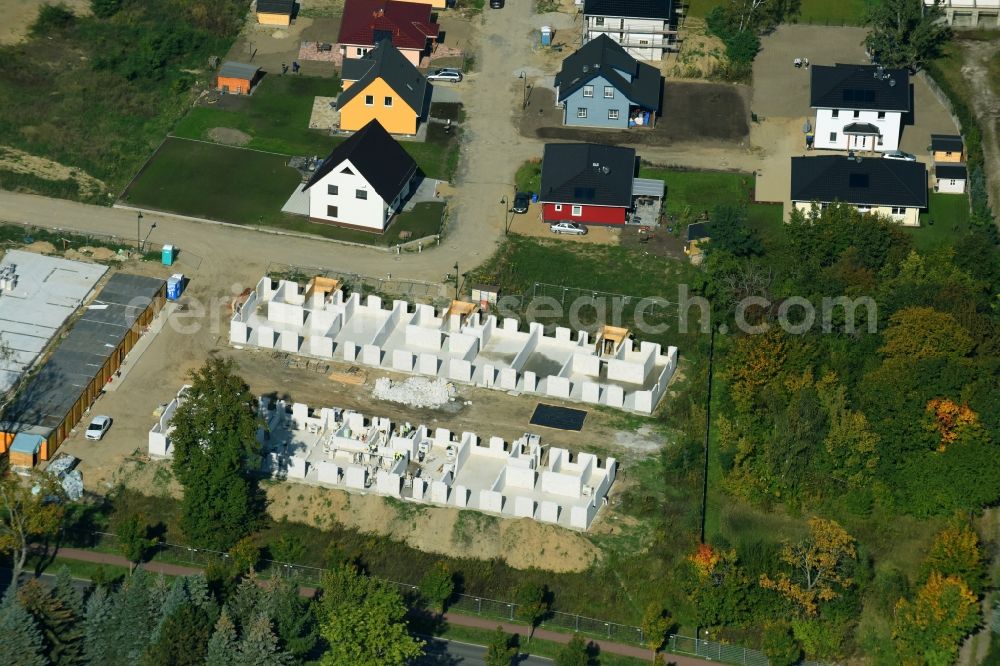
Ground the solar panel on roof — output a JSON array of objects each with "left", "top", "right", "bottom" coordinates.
[{"left": 848, "top": 173, "right": 869, "bottom": 188}]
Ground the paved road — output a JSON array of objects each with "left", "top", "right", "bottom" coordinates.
[{"left": 417, "top": 637, "right": 553, "bottom": 666}]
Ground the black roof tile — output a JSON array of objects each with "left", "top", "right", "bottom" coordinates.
[
  {"left": 791, "top": 155, "right": 927, "bottom": 208},
  {"left": 810, "top": 64, "right": 910, "bottom": 112},
  {"left": 555, "top": 34, "right": 662, "bottom": 110},
  {"left": 539, "top": 143, "right": 636, "bottom": 207},
  {"left": 336, "top": 41, "right": 429, "bottom": 115},
  {"left": 583, "top": 0, "right": 675, "bottom": 20}
]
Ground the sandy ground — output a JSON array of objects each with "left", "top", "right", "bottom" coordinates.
[
  {"left": 662, "top": 18, "right": 726, "bottom": 79},
  {"left": 506, "top": 205, "right": 623, "bottom": 244},
  {"left": 957, "top": 39, "right": 1000, "bottom": 216},
  {"left": 0, "top": 0, "right": 90, "bottom": 45},
  {"left": 0, "top": 146, "right": 105, "bottom": 196}
]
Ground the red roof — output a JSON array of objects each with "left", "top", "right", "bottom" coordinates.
[{"left": 338, "top": 0, "right": 440, "bottom": 52}]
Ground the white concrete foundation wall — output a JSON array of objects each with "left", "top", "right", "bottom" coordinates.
[
  {"left": 514, "top": 496, "right": 536, "bottom": 518},
  {"left": 539, "top": 501, "right": 561, "bottom": 523}
]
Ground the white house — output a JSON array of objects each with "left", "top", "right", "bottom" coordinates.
[
  {"left": 790, "top": 155, "right": 928, "bottom": 227},
  {"left": 926, "top": 0, "right": 1000, "bottom": 28},
  {"left": 935, "top": 164, "right": 967, "bottom": 194},
  {"left": 811, "top": 64, "right": 910, "bottom": 153},
  {"left": 303, "top": 119, "right": 418, "bottom": 232},
  {"left": 582, "top": 0, "right": 677, "bottom": 62}
]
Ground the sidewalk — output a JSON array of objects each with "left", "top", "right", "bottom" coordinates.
[{"left": 49, "top": 547, "right": 716, "bottom": 665}]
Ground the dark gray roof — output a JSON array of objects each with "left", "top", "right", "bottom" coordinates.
[
  {"left": 936, "top": 164, "right": 967, "bottom": 180},
  {"left": 810, "top": 64, "right": 910, "bottom": 112},
  {"left": 555, "top": 34, "right": 661, "bottom": 110},
  {"left": 931, "top": 134, "right": 963, "bottom": 152},
  {"left": 257, "top": 0, "right": 295, "bottom": 13},
  {"left": 686, "top": 222, "right": 710, "bottom": 242},
  {"left": 336, "top": 41, "right": 428, "bottom": 115},
  {"left": 1, "top": 273, "right": 164, "bottom": 438},
  {"left": 583, "top": 0, "right": 675, "bottom": 21},
  {"left": 219, "top": 61, "right": 260, "bottom": 81},
  {"left": 304, "top": 119, "right": 417, "bottom": 201},
  {"left": 843, "top": 122, "right": 880, "bottom": 135},
  {"left": 539, "top": 143, "right": 636, "bottom": 207},
  {"left": 790, "top": 156, "right": 927, "bottom": 208}
]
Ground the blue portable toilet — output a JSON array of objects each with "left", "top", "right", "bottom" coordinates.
[
  {"left": 161, "top": 244, "right": 175, "bottom": 266},
  {"left": 541, "top": 26, "right": 553, "bottom": 46},
  {"left": 166, "top": 273, "right": 184, "bottom": 301},
  {"left": 530, "top": 192, "right": 539, "bottom": 203}
]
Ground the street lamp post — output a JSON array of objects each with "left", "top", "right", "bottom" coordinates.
[
  {"left": 519, "top": 71, "right": 527, "bottom": 110},
  {"left": 453, "top": 262, "right": 460, "bottom": 300},
  {"left": 136, "top": 212, "right": 143, "bottom": 253},
  {"left": 500, "top": 195, "right": 509, "bottom": 235}
]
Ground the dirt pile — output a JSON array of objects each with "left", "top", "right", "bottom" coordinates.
[{"left": 207, "top": 127, "right": 252, "bottom": 146}]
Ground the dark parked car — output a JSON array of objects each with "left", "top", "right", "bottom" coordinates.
[
  {"left": 490, "top": 0, "right": 504, "bottom": 7},
  {"left": 511, "top": 192, "right": 531, "bottom": 214}
]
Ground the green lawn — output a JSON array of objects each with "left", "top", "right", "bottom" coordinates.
[
  {"left": 793, "top": 0, "right": 869, "bottom": 25},
  {"left": 638, "top": 167, "right": 753, "bottom": 217},
  {"left": 123, "top": 137, "right": 444, "bottom": 244},
  {"left": 515, "top": 160, "right": 542, "bottom": 193},
  {"left": 913, "top": 191, "right": 971, "bottom": 251}
]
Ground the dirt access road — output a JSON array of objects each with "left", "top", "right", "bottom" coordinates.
[{"left": 956, "top": 38, "right": 1000, "bottom": 218}]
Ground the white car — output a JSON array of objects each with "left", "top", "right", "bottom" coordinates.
[
  {"left": 85, "top": 415, "right": 112, "bottom": 441},
  {"left": 426, "top": 69, "right": 463, "bottom": 83},
  {"left": 549, "top": 221, "right": 587, "bottom": 235},
  {"left": 882, "top": 150, "right": 917, "bottom": 161}
]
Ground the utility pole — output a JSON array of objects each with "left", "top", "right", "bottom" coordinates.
[{"left": 136, "top": 211, "right": 143, "bottom": 253}]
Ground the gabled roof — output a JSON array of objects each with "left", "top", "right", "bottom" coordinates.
[
  {"left": 555, "top": 34, "right": 661, "bottom": 110},
  {"left": 810, "top": 64, "right": 910, "bottom": 112},
  {"left": 539, "top": 143, "right": 636, "bottom": 207},
  {"left": 218, "top": 62, "right": 260, "bottom": 81},
  {"left": 583, "top": 0, "right": 675, "bottom": 20},
  {"left": 790, "top": 156, "right": 927, "bottom": 209},
  {"left": 931, "top": 134, "right": 963, "bottom": 152},
  {"left": 304, "top": 120, "right": 417, "bottom": 202},
  {"left": 336, "top": 40, "right": 429, "bottom": 114},
  {"left": 842, "top": 122, "right": 880, "bottom": 135},
  {"left": 257, "top": 0, "right": 295, "bottom": 14},
  {"left": 338, "top": 0, "right": 439, "bottom": 51},
  {"left": 686, "top": 222, "right": 710, "bottom": 242},
  {"left": 936, "top": 164, "right": 967, "bottom": 180}
]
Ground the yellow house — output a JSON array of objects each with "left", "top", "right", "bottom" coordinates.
[
  {"left": 337, "top": 41, "right": 430, "bottom": 135},
  {"left": 256, "top": 0, "right": 294, "bottom": 26},
  {"left": 931, "top": 134, "right": 964, "bottom": 163}
]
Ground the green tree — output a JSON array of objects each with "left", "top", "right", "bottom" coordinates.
[
  {"left": 419, "top": 561, "right": 454, "bottom": 614},
  {"left": 0, "top": 590, "right": 47, "bottom": 666},
  {"left": 116, "top": 513, "right": 156, "bottom": 572},
  {"left": 228, "top": 536, "right": 261, "bottom": 577},
  {"left": 864, "top": 0, "right": 950, "bottom": 71},
  {"left": 90, "top": 0, "right": 122, "bottom": 18},
  {"left": 880, "top": 307, "right": 974, "bottom": 361},
  {"left": 206, "top": 608, "right": 240, "bottom": 666},
  {"left": 237, "top": 614, "right": 293, "bottom": 666},
  {"left": 140, "top": 602, "right": 214, "bottom": 666},
  {"left": 555, "top": 633, "right": 590, "bottom": 666},
  {"left": 922, "top": 521, "right": 987, "bottom": 594},
  {"left": 706, "top": 205, "right": 763, "bottom": 257},
  {"left": 514, "top": 582, "right": 549, "bottom": 644},
  {"left": 0, "top": 470, "right": 66, "bottom": 592},
  {"left": 484, "top": 627, "right": 517, "bottom": 666},
  {"left": 228, "top": 574, "right": 318, "bottom": 659},
  {"left": 269, "top": 533, "right": 306, "bottom": 564},
  {"left": 170, "top": 359, "right": 264, "bottom": 550},
  {"left": 640, "top": 602, "right": 671, "bottom": 661},
  {"left": 83, "top": 587, "right": 115, "bottom": 663},
  {"left": 318, "top": 565, "right": 424, "bottom": 665},
  {"left": 893, "top": 572, "right": 979, "bottom": 665},
  {"left": 18, "top": 577, "right": 84, "bottom": 665},
  {"left": 762, "top": 622, "right": 802, "bottom": 666},
  {"left": 30, "top": 3, "right": 76, "bottom": 36}
]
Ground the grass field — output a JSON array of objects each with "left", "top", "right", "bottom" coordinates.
[
  {"left": 914, "top": 191, "right": 971, "bottom": 251},
  {"left": 515, "top": 160, "right": 542, "bottom": 193},
  {"left": 685, "top": 0, "right": 868, "bottom": 23},
  {"left": 638, "top": 168, "right": 754, "bottom": 217},
  {"left": 123, "top": 138, "right": 444, "bottom": 244},
  {"left": 172, "top": 76, "right": 459, "bottom": 181}
]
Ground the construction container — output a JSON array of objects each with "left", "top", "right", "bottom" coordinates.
[
  {"left": 161, "top": 245, "right": 176, "bottom": 266},
  {"left": 541, "top": 26, "right": 553, "bottom": 46},
  {"left": 9, "top": 433, "right": 44, "bottom": 467},
  {"left": 166, "top": 274, "right": 184, "bottom": 301}
]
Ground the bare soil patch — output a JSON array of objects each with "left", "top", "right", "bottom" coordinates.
[
  {"left": 663, "top": 18, "right": 726, "bottom": 79},
  {"left": 208, "top": 127, "right": 253, "bottom": 146},
  {"left": 23, "top": 240, "right": 56, "bottom": 254},
  {"left": 0, "top": 0, "right": 91, "bottom": 45},
  {"left": 0, "top": 145, "right": 106, "bottom": 195},
  {"left": 958, "top": 39, "right": 1000, "bottom": 215}
]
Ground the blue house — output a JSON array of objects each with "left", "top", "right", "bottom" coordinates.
[{"left": 554, "top": 34, "right": 662, "bottom": 130}]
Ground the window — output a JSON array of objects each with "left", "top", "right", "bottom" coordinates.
[
  {"left": 365, "top": 95, "right": 374, "bottom": 106},
  {"left": 949, "top": 179, "right": 957, "bottom": 186},
  {"left": 891, "top": 207, "right": 906, "bottom": 215},
  {"left": 583, "top": 86, "right": 594, "bottom": 98},
  {"left": 877, "top": 111, "right": 886, "bottom": 119},
  {"left": 945, "top": 151, "right": 953, "bottom": 157},
  {"left": 356, "top": 189, "right": 368, "bottom": 200},
  {"left": 571, "top": 205, "right": 583, "bottom": 216},
  {"left": 554, "top": 204, "right": 563, "bottom": 211},
  {"left": 327, "top": 205, "right": 338, "bottom": 217},
  {"left": 604, "top": 86, "right": 614, "bottom": 99},
  {"left": 327, "top": 184, "right": 338, "bottom": 196},
  {"left": 608, "top": 109, "right": 619, "bottom": 120},
  {"left": 853, "top": 110, "right": 860, "bottom": 118},
  {"left": 384, "top": 96, "right": 393, "bottom": 107},
  {"left": 829, "top": 132, "right": 837, "bottom": 142},
  {"left": 831, "top": 110, "right": 839, "bottom": 118},
  {"left": 356, "top": 48, "right": 364, "bottom": 56},
  {"left": 577, "top": 107, "right": 588, "bottom": 118},
  {"left": 595, "top": 16, "right": 604, "bottom": 25},
  {"left": 876, "top": 136, "right": 884, "bottom": 146}
]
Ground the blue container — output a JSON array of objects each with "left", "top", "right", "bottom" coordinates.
[
  {"left": 161, "top": 244, "right": 175, "bottom": 266},
  {"left": 541, "top": 26, "right": 552, "bottom": 46},
  {"left": 530, "top": 192, "right": 539, "bottom": 203},
  {"left": 166, "top": 275, "right": 183, "bottom": 301}
]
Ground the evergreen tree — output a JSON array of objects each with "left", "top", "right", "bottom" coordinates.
[
  {"left": 110, "top": 569, "right": 160, "bottom": 663},
  {"left": 141, "top": 602, "right": 214, "bottom": 666},
  {"left": 268, "top": 576, "right": 319, "bottom": 659},
  {"left": 151, "top": 577, "right": 189, "bottom": 645},
  {"left": 171, "top": 359, "right": 264, "bottom": 550},
  {"left": 18, "top": 578, "right": 84, "bottom": 665},
  {"left": 186, "top": 573, "right": 213, "bottom": 611},
  {"left": 0, "top": 590, "right": 47, "bottom": 666},
  {"left": 237, "top": 614, "right": 293, "bottom": 666},
  {"left": 83, "top": 587, "right": 115, "bottom": 664},
  {"left": 206, "top": 608, "right": 240, "bottom": 666}
]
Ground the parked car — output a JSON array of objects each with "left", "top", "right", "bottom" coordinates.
[
  {"left": 511, "top": 192, "right": 531, "bottom": 214},
  {"left": 427, "top": 68, "right": 463, "bottom": 83},
  {"left": 549, "top": 221, "right": 587, "bottom": 235},
  {"left": 85, "top": 415, "right": 112, "bottom": 441},
  {"left": 490, "top": 0, "right": 504, "bottom": 7},
  {"left": 882, "top": 150, "right": 917, "bottom": 162}
]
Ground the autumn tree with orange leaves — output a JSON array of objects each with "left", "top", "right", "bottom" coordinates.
[
  {"left": 892, "top": 572, "right": 978, "bottom": 666},
  {"left": 926, "top": 398, "right": 981, "bottom": 452},
  {"left": 760, "top": 519, "right": 857, "bottom": 616},
  {"left": 922, "top": 521, "right": 986, "bottom": 594}
]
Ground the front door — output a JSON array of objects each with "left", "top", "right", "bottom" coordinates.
[{"left": 849, "top": 134, "right": 871, "bottom": 151}]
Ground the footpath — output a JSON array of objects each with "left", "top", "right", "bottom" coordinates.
[{"left": 52, "top": 548, "right": 715, "bottom": 665}]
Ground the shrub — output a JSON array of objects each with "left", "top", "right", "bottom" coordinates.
[{"left": 31, "top": 3, "right": 76, "bottom": 36}]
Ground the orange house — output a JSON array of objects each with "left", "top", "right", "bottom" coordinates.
[
  {"left": 217, "top": 62, "right": 261, "bottom": 95},
  {"left": 931, "top": 134, "right": 964, "bottom": 163},
  {"left": 337, "top": 41, "right": 429, "bottom": 135}
]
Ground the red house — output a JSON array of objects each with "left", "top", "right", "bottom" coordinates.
[
  {"left": 538, "top": 144, "right": 637, "bottom": 225},
  {"left": 338, "top": 0, "right": 440, "bottom": 67}
]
